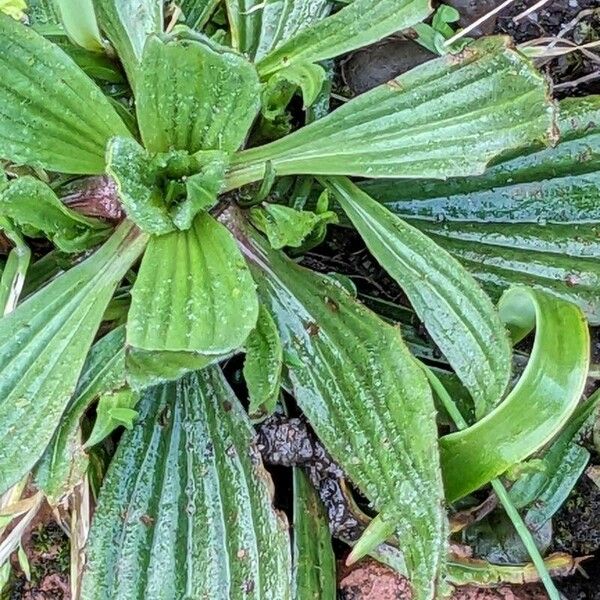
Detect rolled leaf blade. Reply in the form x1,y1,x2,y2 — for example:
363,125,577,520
0,13,130,174
228,37,555,187
0,222,147,493
440,287,590,502
328,177,511,419
240,223,447,600
81,369,292,600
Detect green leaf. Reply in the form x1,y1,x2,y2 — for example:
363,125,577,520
81,369,292,600
293,469,336,600
0,222,147,494
362,96,600,324
94,0,163,87
228,38,554,188
328,177,511,419
34,327,127,503
249,203,337,249
256,0,432,76
440,287,590,502
225,0,331,60
84,388,139,448
0,176,111,252
178,0,220,29
136,34,260,154
128,212,258,356
241,225,447,600
56,0,104,51
243,304,282,419
106,137,175,235
0,13,130,174
264,62,327,109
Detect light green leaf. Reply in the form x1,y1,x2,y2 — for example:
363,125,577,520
241,225,447,600
328,177,511,419
0,222,147,494
293,469,336,600
440,287,590,502
170,152,228,230
363,95,600,324
243,304,282,419
249,203,337,249
0,13,130,174
136,34,260,154
227,38,554,188
264,62,327,109
34,327,127,503
81,370,292,600
84,388,139,448
128,212,258,356
106,137,174,235
0,176,110,252
256,0,432,76
56,0,104,51
94,0,163,86
0,0,26,19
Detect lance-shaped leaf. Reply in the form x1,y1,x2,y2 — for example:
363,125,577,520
240,224,447,600
56,0,104,52
440,287,590,502
0,176,111,252
243,304,283,419
293,469,336,600
226,37,554,189
0,222,147,494
34,327,127,503
362,96,600,324
256,0,431,76
0,14,130,174
327,177,511,419
128,212,259,357
136,35,261,154
94,0,163,86
81,369,292,600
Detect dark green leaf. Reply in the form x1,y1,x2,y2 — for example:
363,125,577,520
127,212,258,356
178,0,220,29
94,0,163,87
328,177,511,418
0,14,130,174
440,287,590,502
256,0,431,76
0,176,110,252
362,96,600,324
34,327,127,503
243,305,283,419
227,38,554,187
249,203,337,249
0,222,147,494
81,369,292,599
241,223,447,600
136,35,260,154
293,469,336,600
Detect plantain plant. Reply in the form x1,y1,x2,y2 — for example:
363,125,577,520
0,1,596,599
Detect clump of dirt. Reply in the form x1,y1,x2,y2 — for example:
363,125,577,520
338,559,547,600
